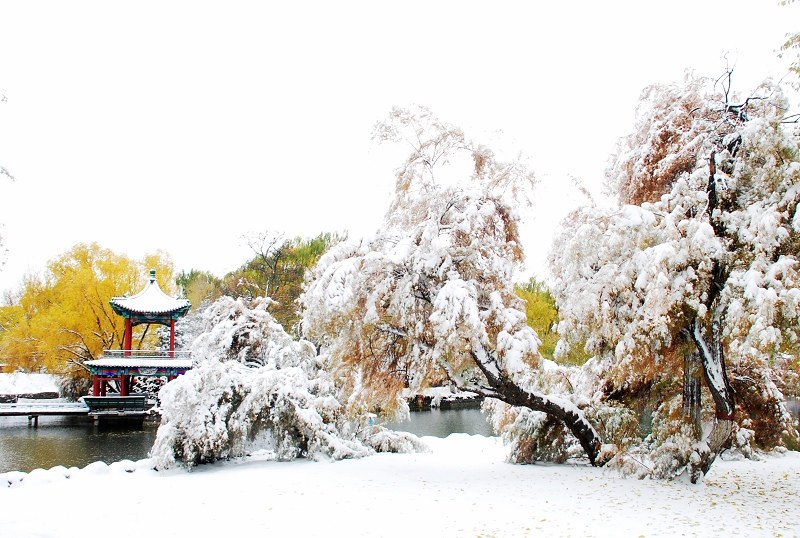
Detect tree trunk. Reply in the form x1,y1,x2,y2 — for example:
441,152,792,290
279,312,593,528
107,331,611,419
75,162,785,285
470,348,604,465
496,380,604,465
683,349,702,436
680,158,737,482
687,313,736,483
690,316,735,420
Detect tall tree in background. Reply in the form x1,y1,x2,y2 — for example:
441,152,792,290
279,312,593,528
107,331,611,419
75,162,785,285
551,73,800,481
222,232,344,333
0,243,175,391
514,278,560,362
176,269,222,310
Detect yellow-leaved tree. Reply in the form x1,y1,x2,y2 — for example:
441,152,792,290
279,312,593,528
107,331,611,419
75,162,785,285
514,278,559,360
0,243,176,396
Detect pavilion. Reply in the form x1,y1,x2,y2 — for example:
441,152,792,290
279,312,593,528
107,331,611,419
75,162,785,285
84,270,192,397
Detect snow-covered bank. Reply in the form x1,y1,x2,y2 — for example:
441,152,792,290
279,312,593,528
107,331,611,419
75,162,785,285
1,434,798,537
402,386,481,409
0,373,59,395
0,373,59,401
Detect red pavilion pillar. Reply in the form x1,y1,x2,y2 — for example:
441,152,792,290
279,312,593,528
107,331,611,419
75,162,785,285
122,317,134,394
170,319,176,356
92,376,100,397
123,317,133,356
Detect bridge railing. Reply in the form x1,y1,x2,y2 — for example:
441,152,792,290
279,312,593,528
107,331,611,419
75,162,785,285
102,349,192,360
0,401,88,410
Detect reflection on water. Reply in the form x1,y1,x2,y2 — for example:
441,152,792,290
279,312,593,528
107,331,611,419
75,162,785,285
0,416,159,473
384,407,494,438
787,398,799,419
0,407,495,474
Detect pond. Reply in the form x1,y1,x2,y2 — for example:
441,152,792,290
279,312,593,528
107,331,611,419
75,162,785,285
383,406,493,438
0,407,493,473
0,416,160,474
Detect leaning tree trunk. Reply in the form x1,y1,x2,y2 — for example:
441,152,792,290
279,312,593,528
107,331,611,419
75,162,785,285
382,325,605,465
470,348,604,466
494,378,604,465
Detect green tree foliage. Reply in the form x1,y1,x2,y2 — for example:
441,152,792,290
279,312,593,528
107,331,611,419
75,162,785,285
176,269,222,309
222,232,344,333
0,243,175,381
514,278,594,366
514,278,559,360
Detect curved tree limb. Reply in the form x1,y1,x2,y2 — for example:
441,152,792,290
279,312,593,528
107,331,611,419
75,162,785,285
470,347,603,466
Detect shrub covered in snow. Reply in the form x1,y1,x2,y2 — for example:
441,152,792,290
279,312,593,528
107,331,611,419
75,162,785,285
150,297,425,469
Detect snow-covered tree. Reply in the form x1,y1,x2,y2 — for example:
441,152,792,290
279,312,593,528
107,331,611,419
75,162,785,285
151,296,424,469
551,74,800,481
301,106,606,464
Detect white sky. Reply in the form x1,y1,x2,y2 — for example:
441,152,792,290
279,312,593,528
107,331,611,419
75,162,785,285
0,0,796,295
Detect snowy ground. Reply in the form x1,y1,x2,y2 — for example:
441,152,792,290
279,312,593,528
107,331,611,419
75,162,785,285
1,434,799,538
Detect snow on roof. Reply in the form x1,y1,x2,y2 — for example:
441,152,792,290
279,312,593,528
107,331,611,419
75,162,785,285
110,270,191,316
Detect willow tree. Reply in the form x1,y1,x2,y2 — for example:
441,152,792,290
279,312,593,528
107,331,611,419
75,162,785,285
551,74,800,481
0,244,176,394
302,106,604,464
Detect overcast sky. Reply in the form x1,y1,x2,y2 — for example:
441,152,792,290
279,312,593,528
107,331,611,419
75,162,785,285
0,1,796,296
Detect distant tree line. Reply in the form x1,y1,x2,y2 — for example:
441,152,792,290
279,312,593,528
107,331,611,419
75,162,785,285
176,232,346,334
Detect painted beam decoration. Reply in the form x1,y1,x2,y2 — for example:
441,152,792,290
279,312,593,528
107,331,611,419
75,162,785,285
85,361,192,378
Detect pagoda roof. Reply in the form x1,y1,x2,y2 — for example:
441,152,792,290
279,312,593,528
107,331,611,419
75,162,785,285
110,270,191,319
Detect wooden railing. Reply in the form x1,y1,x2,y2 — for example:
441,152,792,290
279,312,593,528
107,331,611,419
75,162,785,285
102,349,192,360
83,395,149,412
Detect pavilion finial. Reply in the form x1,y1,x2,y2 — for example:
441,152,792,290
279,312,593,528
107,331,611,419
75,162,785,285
149,269,156,282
